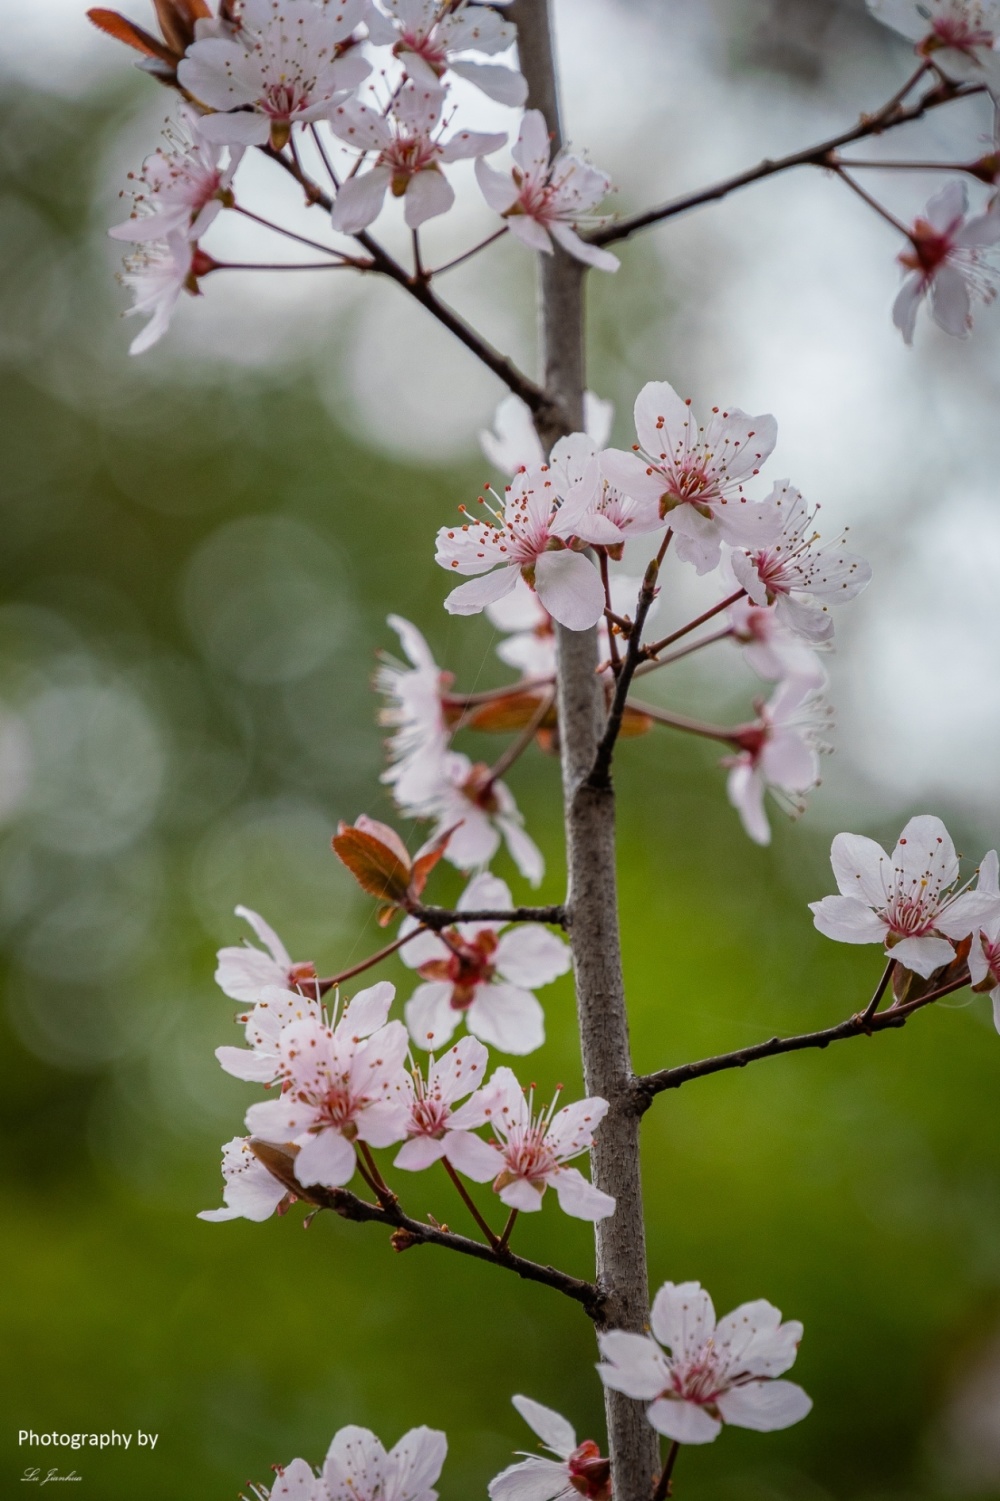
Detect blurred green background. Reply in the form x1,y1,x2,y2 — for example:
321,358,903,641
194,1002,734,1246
3,6,1000,1498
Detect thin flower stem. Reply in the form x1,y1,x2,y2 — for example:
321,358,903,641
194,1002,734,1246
230,204,346,257
358,1142,395,1204
634,973,971,1106
353,1149,385,1200
842,158,977,172
412,228,427,284
634,626,735,675
429,227,509,277
497,1208,519,1252
487,690,556,784
588,531,673,788
862,958,896,1023
652,1442,681,1501
624,697,742,746
643,590,745,659
833,166,912,237
590,73,979,247
309,123,340,188
318,927,425,990
600,552,622,673
442,1158,500,1248
213,259,359,272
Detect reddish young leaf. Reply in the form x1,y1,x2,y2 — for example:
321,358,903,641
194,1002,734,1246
86,7,177,62
465,692,557,734
333,823,411,905
410,826,458,898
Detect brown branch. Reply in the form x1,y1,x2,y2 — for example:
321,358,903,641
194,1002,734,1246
633,973,970,1109
641,589,745,661
249,1140,605,1318
590,78,982,248
408,902,568,930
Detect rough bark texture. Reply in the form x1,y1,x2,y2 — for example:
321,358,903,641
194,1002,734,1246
507,4,660,1497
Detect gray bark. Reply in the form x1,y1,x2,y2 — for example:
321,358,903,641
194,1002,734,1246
507,4,660,1497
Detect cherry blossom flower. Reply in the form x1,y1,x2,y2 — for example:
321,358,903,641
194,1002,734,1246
329,82,506,232
724,483,871,642
245,981,409,1188
322,1425,447,1501
727,598,826,684
366,0,527,105
110,105,242,243
546,433,664,558
400,872,570,1053
602,380,778,574
393,1035,500,1177
399,749,545,886
893,181,1000,343
199,1135,290,1222
597,1280,812,1445
481,391,613,477
376,614,451,806
216,905,317,1004
216,983,323,1083
487,573,656,679
725,676,831,846
868,0,1000,92
479,1066,614,1220
178,0,370,150
475,110,619,271
120,232,211,355
436,463,616,630
969,850,1000,1028
488,1396,611,1501
810,814,999,978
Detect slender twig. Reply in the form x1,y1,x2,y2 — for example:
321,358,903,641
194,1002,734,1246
652,1442,681,1501
642,590,745,660
250,1140,605,1316
260,143,555,417
498,1208,519,1252
442,1158,500,1247
309,122,340,188
230,204,346,257
316,927,425,991
624,698,741,746
843,157,978,172
412,227,427,284
212,259,358,272
358,1142,395,1203
633,626,734,675
487,690,556,784
409,902,568,930
588,532,672,789
590,77,980,248
600,552,622,673
862,958,896,1024
430,227,509,277
833,165,911,236
633,973,970,1108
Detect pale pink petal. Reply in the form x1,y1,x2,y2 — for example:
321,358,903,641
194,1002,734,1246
727,762,770,846
892,814,959,892
356,1099,410,1148
892,273,924,345
506,214,556,253
442,1129,500,1181
936,890,1000,938
331,166,392,232
394,1134,449,1171
387,1426,447,1501
534,550,605,630
650,1280,717,1360
809,894,888,944
497,1174,546,1211
467,983,545,1054
596,1330,670,1400
440,128,507,165
510,1396,577,1460
716,1379,812,1432
404,167,455,228
551,1165,615,1221
890,934,956,979
294,1129,357,1188
931,263,972,338
324,1427,388,1501
446,566,519,615
215,1044,278,1082
496,815,545,888
451,59,528,106
488,1457,573,1501
548,221,619,272
430,1035,490,1103
495,926,571,987
512,109,551,178
270,1458,322,1499
406,981,461,1049
343,980,396,1037
645,1398,721,1445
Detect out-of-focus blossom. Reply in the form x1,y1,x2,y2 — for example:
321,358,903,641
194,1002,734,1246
245,1455,324,1498
216,983,323,1082
481,391,613,477
394,1035,499,1176
810,814,998,977
602,381,778,574
725,483,871,642
0,707,32,823
376,615,451,806
893,181,1000,343
245,982,409,1188
480,1067,614,1220
476,110,619,271
969,850,1000,1027
110,105,242,242
178,0,370,149
215,905,317,1004
199,1135,291,1222
401,873,570,1053
727,598,825,684
488,1396,611,1501
367,0,527,105
436,464,617,630
597,1280,812,1445
725,677,830,846
247,1425,447,1501
120,233,211,355
868,0,1000,92
329,82,505,232
398,750,544,887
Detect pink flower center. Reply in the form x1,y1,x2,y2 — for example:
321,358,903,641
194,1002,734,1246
398,30,449,72
884,892,939,938
501,1124,559,1186
922,17,995,58
410,1096,451,1138
665,1346,727,1406
900,218,956,276
418,929,499,1010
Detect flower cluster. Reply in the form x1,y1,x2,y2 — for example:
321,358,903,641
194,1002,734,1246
201,908,610,1224
96,0,618,353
